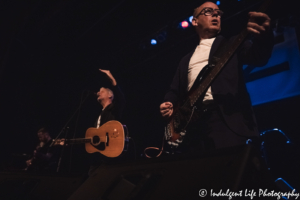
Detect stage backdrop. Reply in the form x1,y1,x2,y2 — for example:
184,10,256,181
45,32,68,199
244,27,300,105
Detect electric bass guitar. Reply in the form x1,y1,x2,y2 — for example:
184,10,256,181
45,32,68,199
164,0,272,151
52,120,125,158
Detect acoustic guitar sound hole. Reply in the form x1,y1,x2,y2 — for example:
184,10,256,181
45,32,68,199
92,136,100,145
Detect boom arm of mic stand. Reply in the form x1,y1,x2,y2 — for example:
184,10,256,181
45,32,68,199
50,91,92,147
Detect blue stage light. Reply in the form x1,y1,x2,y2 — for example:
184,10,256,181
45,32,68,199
275,178,294,190
216,1,220,5
189,16,193,23
151,39,157,45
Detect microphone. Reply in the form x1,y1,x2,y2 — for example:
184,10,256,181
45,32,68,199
87,90,97,96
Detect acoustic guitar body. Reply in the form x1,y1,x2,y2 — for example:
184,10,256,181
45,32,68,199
85,120,125,158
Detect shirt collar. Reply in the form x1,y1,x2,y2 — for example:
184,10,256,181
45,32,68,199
199,37,216,47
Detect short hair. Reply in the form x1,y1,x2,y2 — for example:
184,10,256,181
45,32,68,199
37,128,51,138
193,1,213,17
106,88,114,100
193,7,200,17
37,128,48,134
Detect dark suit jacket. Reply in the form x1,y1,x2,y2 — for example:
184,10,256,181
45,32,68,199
164,33,274,137
96,85,125,127
90,85,125,165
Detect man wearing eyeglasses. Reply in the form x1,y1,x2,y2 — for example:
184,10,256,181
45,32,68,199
160,1,273,152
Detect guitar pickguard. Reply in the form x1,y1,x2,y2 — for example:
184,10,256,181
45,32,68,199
85,121,125,157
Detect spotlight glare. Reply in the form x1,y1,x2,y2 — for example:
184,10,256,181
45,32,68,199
151,39,157,45
189,16,193,23
181,21,189,28
216,1,220,5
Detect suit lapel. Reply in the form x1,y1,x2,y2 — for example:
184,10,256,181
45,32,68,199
181,51,194,79
179,35,225,103
209,35,225,62
180,51,194,99
183,35,225,77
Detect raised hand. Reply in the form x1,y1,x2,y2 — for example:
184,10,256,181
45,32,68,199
99,69,117,86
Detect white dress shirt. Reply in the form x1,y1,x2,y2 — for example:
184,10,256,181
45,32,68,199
187,37,215,103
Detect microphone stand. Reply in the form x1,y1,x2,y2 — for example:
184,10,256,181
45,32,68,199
50,90,93,173
56,127,69,172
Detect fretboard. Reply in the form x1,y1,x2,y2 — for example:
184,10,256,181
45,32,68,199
67,138,92,144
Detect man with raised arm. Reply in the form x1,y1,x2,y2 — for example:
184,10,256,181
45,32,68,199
88,69,126,174
95,69,125,128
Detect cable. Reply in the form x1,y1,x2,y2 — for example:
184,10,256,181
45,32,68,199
144,135,165,159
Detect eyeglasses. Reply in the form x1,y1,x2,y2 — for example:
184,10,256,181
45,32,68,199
195,7,224,18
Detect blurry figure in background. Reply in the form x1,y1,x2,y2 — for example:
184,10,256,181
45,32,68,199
25,128,59,172
88,69,126,175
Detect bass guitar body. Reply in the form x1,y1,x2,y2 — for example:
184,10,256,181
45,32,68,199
165,65,210,150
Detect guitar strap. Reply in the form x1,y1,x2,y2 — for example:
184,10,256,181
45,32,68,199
188,0,272,107
209,37,230,68
188,36,230,107
96,114,102,128
177,37,233,115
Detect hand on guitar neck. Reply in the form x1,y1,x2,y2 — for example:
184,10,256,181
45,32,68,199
52,138,66,146
160,102,173,118
247,11,271,37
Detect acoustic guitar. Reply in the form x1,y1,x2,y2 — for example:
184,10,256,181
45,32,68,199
52,120,125,158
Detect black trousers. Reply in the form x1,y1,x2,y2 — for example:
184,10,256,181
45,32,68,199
181,105,255,153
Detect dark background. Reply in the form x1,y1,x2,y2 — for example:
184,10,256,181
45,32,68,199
0,0,299,188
